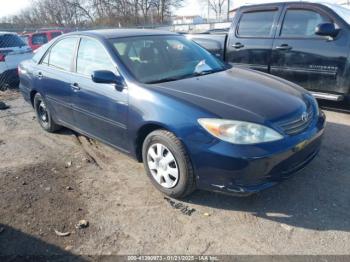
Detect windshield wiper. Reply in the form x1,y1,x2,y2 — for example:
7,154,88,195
193,68,226,76
146,68,226,84
146,76,187,84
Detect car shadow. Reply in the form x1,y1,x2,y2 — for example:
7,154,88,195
184,121,350,232
0,224,86,261
319,99,350,114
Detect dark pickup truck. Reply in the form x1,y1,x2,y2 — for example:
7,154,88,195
188,2,350,103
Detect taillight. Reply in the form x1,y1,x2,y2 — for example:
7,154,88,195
0,53,5,62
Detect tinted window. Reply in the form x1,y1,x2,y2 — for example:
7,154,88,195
238,10,277,37
111,35,225,84
0,34,25,48
32,33,48,45
77,38,115,76
49,37,77,71
51,32,62,39
281,9,330,37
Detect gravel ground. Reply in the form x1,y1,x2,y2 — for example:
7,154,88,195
0,91,349,256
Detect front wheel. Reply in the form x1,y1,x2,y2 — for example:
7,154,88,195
34,93,61,133
142,130,196,198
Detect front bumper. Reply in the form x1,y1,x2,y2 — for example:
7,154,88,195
190,112,326,195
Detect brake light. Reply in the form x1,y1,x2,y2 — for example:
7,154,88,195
0,53,5,62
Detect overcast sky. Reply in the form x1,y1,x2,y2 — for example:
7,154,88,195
0,0,30,18
0,0,347,18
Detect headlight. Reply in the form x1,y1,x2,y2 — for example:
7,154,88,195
198,118,283,145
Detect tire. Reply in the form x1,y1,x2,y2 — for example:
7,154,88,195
142,130,196,198
34,93,61,133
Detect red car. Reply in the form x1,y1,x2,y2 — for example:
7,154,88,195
21,30,63,51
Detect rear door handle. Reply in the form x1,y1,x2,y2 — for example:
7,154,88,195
275,44,292,51
232,43,245,49
71,82,81,91
37,72,43,79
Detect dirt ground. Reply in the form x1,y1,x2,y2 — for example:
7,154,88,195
0,90,350,256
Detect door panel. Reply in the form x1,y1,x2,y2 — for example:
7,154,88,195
36,66,76,125
270,5,349,94
226,6,282,73
71,78,129,150
71,37,129,151
35,37,79,125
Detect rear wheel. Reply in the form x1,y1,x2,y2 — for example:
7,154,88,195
142,130,196,198
34,93,61,133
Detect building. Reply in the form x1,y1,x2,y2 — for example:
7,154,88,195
172,15,204,25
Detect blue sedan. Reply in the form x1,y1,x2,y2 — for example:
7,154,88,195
18,29,326,198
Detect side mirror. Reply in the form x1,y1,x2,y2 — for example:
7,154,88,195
91,70,125,91
315,23,339,38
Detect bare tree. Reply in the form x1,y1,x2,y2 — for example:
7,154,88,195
208,0,225,20
1,0,184,28
200,0,229,21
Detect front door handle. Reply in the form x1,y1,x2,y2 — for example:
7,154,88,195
71,82,81,91
232,42,245,49
275,44,292,51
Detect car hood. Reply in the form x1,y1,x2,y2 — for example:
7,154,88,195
150,67,310,124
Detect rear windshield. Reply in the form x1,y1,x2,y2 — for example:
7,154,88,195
0,34,26,48
32,33,48,45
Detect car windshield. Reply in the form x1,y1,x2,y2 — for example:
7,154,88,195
324,3,350,25
110,35,226,84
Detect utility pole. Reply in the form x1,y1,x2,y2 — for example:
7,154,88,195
208,0,210,22
227,0,230,21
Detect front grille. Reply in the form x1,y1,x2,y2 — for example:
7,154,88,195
278,103,314,136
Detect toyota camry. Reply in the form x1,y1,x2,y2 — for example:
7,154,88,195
18,29,326,198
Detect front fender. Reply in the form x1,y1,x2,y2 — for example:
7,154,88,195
126,83,216,160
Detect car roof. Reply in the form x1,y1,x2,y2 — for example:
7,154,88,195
66,29,178,39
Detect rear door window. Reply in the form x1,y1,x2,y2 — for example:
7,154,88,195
47,37,78,71
237,10,278,37
32,33,49,45
281,9,331,37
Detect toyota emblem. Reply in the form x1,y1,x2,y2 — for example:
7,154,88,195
301,112,309,122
